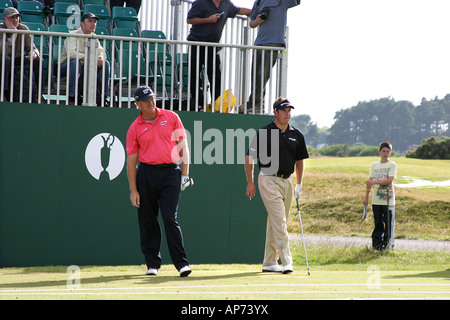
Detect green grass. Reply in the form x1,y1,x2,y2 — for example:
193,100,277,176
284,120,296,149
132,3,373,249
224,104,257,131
289,157,450,240
1,257,448,300
304,156,450,179
1,157,448,300
291,244,449,271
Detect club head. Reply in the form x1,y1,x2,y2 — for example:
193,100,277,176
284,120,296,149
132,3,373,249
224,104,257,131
361,205,367,221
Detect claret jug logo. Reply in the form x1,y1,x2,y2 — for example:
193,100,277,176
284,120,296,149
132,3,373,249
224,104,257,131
85,133,125,181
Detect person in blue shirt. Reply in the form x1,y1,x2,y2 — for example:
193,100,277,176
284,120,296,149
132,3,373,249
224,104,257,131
187,0,250,111
240,0,301,114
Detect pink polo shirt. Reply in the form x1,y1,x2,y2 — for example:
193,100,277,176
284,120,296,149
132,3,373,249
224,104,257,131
126,108,187,164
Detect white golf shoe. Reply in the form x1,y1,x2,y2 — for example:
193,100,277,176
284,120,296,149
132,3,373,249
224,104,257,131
262,265,282,273
146,268,158,276
282,264,293,274
179,265,192,277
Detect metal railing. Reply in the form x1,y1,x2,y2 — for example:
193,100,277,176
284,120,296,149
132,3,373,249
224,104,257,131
0,1,289,114
141,0,252,45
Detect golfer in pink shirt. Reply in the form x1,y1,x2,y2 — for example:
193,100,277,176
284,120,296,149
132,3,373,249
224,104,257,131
126,86,193,277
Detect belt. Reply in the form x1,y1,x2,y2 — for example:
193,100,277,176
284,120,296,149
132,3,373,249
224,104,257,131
144,163,177,168
261,172,290,179
274,173,290,179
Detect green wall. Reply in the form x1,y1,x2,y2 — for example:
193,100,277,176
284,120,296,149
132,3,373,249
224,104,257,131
0,102,271,267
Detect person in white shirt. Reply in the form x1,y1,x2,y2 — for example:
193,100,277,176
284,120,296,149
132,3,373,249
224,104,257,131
364,141,397,251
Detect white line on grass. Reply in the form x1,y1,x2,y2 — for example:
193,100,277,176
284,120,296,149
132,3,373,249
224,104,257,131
0,291,449,297
0,283,449,294
0,283,450,298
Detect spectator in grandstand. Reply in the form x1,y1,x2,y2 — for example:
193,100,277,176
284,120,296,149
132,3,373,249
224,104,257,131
239,0,301,114
60,12,110,106
0,7,40,102
186,0,250,111
110,0,141,14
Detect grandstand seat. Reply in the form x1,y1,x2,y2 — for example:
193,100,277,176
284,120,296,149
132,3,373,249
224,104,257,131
49,24,70,45
141,30,179,95
0,0,13,12
22,22,49,56
111,28,142,73
82,4,111,29
109,28,149,106
54,0,79,3
176,53,189,92
22,22,50,86
111,6,138,30
53,2,81,29
141,30,166,40
112,28,138,51
141,30,166,54
95,26,109,36
95,27,112,61
82,0,106,5
17,1,46,25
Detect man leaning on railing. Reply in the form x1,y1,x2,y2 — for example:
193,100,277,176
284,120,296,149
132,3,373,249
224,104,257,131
0,7,41,103
186,0,251,111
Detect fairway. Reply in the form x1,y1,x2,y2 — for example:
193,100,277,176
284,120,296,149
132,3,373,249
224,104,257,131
1,264,449,300
1,157,448,307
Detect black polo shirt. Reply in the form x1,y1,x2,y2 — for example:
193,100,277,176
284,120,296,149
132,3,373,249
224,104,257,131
247,121,309,176
187,0,240,43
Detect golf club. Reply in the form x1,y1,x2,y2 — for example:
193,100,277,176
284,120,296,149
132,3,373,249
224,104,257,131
361,205,367,221
386,183,393,250
296,198,310,275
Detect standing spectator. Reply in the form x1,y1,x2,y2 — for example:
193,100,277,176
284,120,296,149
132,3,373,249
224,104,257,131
363,141,397,251
0,7,40,102
126,86,194,277
240,0,301,114
186,0,250,110
245,97,309,273
109,0,141,14
60,12,110,105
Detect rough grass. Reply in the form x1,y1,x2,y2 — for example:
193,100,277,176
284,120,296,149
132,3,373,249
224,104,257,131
288,157,450,240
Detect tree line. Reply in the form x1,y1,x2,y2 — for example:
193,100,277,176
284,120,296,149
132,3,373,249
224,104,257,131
291,95,450,153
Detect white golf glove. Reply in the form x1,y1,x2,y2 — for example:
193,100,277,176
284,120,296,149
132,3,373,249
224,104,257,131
294,183,302,199
181,175,194,191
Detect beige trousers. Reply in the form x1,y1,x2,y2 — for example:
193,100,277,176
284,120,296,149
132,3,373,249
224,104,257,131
258,174,293,267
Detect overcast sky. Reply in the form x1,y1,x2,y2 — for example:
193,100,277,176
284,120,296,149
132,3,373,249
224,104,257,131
233,0,450,127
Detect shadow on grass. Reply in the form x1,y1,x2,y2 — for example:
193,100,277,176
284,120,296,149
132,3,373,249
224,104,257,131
0,270,262,289
386,269,450,280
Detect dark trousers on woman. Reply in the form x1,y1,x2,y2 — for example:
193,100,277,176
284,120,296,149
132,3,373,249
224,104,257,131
137,163,189,271
372,204,393,250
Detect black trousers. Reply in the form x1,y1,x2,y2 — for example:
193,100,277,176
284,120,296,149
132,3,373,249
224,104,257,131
189,44,222,109
109,0,141,14
0,56,41,102
372,204,393,250
137,163,188,270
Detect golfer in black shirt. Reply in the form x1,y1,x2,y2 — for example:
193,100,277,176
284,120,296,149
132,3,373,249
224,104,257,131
245,97,309,273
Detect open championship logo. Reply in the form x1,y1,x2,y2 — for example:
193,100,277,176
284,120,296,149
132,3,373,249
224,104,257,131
85,133,125,181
